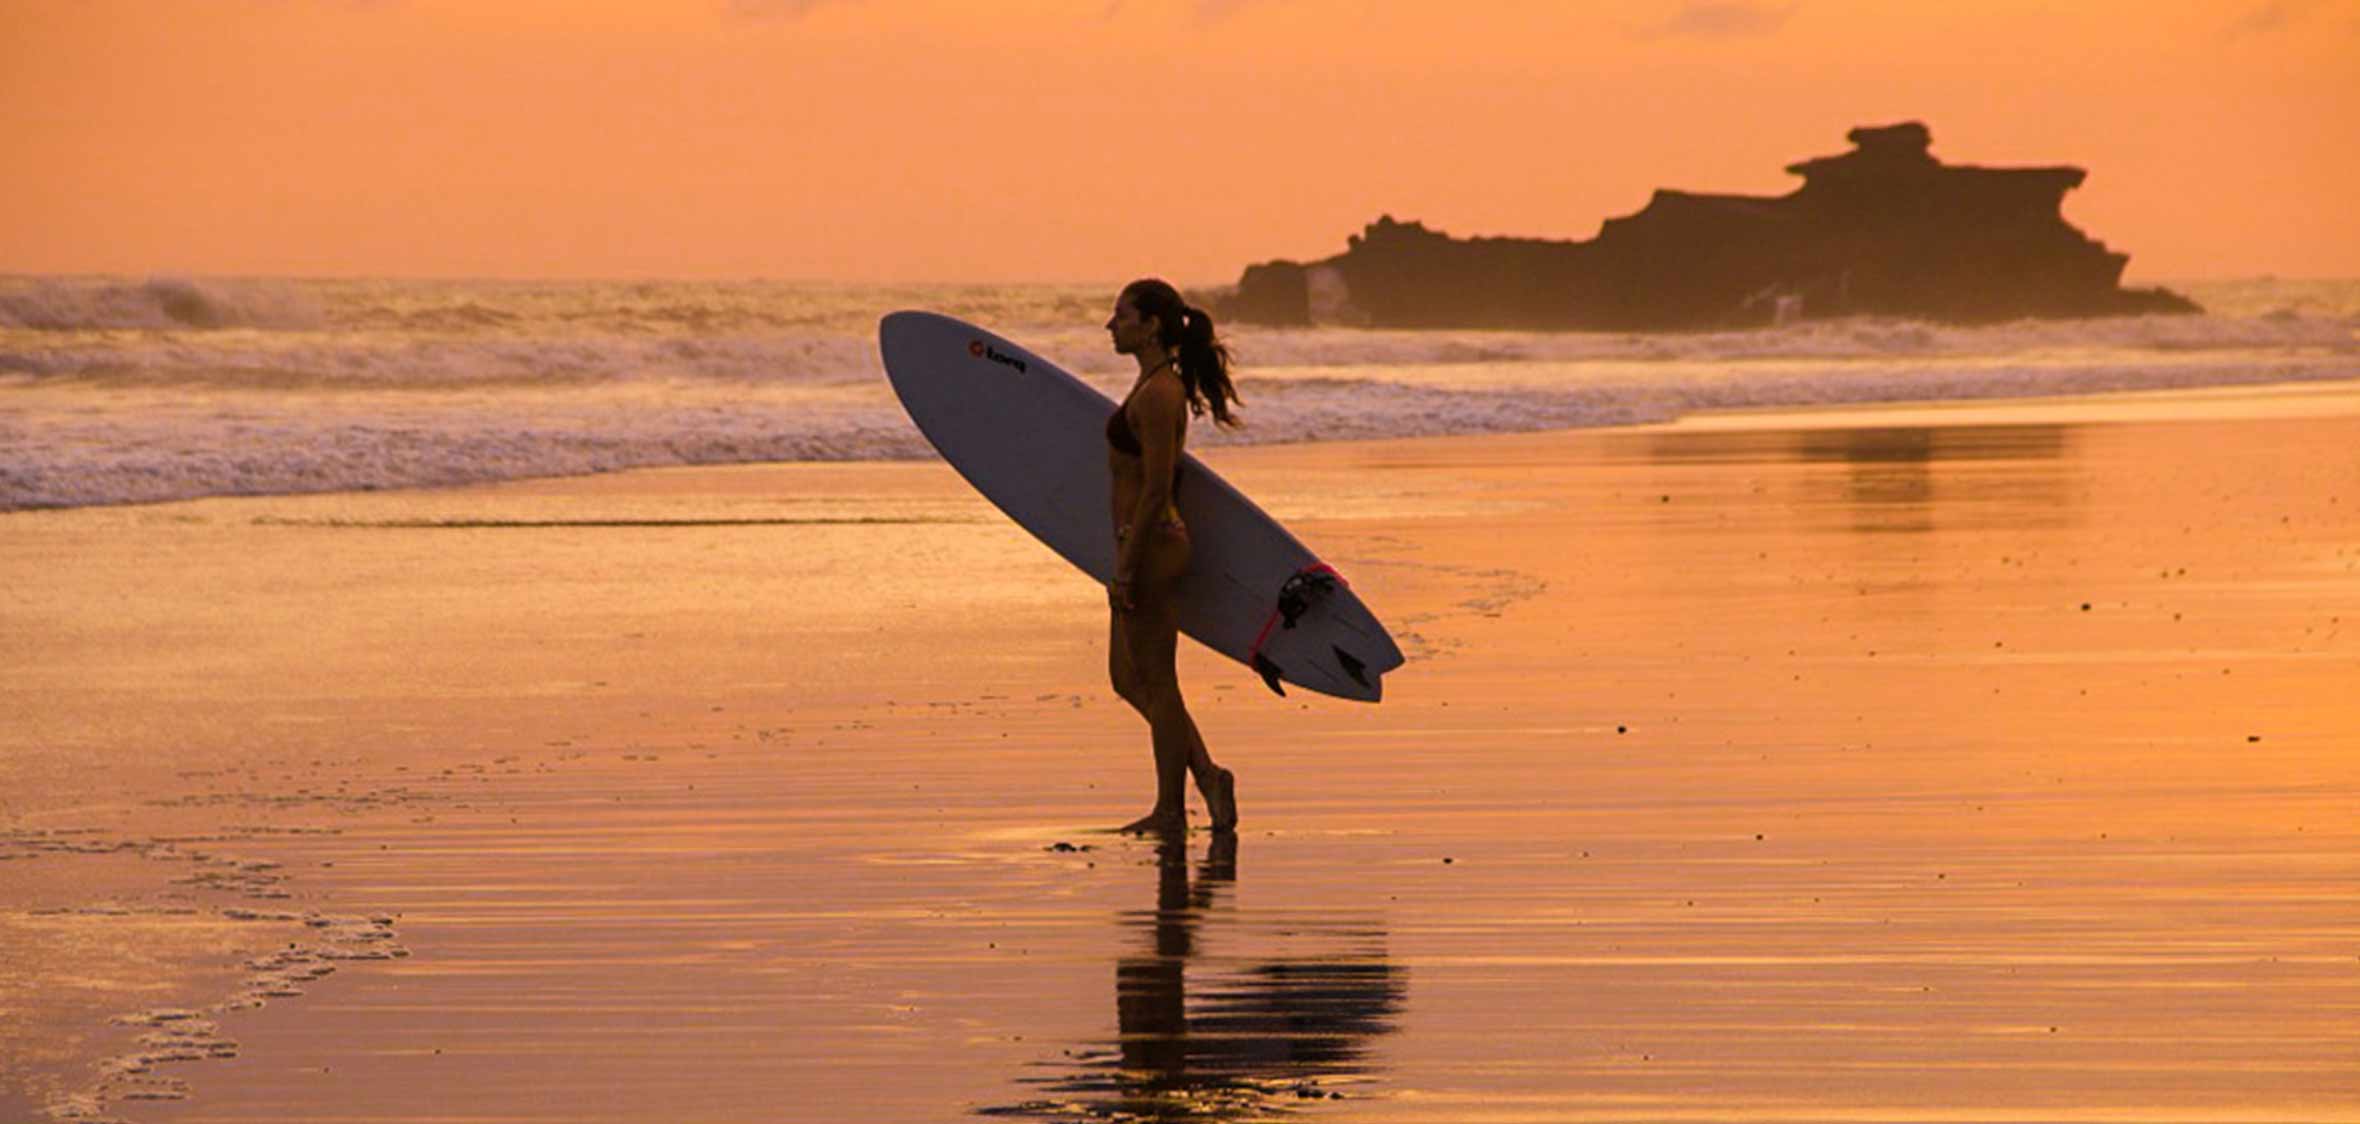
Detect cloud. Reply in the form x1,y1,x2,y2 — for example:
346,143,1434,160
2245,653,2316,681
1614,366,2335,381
2219,0,2358,38
1098,0,1274,20
1631,1,1801,40
237,0,406,8
724,0,850,20
2224,0,2302,36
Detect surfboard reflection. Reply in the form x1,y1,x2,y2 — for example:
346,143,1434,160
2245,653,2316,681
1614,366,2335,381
979,835,1405,1121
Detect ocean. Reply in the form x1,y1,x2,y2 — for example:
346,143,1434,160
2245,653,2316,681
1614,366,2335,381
3,275,2356,511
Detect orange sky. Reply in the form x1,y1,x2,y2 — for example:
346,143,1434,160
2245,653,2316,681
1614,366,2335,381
3,0,2355,283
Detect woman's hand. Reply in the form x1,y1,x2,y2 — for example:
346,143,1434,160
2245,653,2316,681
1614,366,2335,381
1109,575,1135,613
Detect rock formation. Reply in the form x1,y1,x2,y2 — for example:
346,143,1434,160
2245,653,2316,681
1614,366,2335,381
1214,123,2198,329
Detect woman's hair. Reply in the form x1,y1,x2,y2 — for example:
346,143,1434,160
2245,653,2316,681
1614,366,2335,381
1122,277,1241,429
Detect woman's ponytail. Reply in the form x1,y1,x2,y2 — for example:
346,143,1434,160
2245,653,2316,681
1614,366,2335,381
1123,279,1242,429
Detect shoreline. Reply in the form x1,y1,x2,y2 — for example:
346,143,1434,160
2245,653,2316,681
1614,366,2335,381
6,381,2358,1122
8,373,2360,518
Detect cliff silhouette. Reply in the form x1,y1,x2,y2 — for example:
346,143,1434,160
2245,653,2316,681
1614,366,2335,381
1214,123,2199,330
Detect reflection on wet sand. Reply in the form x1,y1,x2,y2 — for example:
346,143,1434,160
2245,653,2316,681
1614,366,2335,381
1633,422,2080,534
1635,421,2076,467
982,834,1405,1121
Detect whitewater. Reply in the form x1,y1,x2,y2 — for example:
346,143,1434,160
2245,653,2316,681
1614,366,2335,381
4,275,2357,511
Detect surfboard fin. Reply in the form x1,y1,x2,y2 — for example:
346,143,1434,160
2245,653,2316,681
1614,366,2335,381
1252,652,1287,697
1333,645,1369,688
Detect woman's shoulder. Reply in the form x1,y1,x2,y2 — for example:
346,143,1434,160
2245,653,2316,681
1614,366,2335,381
1134,370,1188,414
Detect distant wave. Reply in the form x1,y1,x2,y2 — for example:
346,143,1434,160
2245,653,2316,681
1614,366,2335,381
0,276,1112,336
4,313,2353,389
1219,312,2360,369
0,333,891,387
0,277,326,331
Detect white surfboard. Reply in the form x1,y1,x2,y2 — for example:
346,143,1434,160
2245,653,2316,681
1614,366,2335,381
878,310,1404,702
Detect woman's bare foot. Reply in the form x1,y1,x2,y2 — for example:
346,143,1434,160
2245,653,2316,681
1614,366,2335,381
1202,767,1238,833
1116,809,1186,835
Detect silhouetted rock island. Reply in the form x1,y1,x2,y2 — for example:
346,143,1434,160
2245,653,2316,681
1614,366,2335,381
1213,123,2198,330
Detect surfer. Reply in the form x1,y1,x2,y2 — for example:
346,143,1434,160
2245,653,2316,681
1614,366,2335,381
1104,278,1244,834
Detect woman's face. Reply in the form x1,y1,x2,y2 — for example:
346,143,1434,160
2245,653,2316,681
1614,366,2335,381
1105,294,1159,357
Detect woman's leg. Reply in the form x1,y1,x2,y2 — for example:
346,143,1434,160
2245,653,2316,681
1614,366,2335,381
1114,583,1189,833
1109,608,1147,717
1110,605,1177,834
1116,531,1235,833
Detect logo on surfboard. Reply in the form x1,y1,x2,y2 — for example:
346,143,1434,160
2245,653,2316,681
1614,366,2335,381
968,339,1028,374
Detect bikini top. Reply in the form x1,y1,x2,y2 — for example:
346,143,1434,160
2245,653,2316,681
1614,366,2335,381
1107,363,1176,458
1106,390,1185,490
1105,403,1143,456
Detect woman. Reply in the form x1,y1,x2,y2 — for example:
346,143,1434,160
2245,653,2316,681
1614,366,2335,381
1103,278,1243,834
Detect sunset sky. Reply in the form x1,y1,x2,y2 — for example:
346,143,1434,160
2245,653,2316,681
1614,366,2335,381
4,0,2355,283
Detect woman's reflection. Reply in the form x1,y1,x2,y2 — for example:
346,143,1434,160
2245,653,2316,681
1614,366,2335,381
982,833,1404,1120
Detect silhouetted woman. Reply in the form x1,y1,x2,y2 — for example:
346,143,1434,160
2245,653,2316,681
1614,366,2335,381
1102,278,1243,834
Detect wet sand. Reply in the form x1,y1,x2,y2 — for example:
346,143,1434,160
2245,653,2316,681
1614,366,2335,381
5,381,2358,1122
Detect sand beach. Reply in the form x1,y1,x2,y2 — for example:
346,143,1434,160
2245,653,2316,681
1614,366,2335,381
4,382,2358,1123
